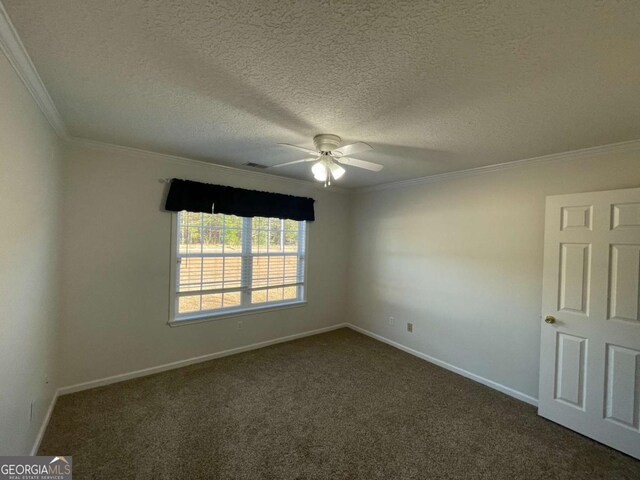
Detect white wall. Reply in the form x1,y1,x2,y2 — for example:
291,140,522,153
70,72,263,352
58,140,351,388
0,51,61,454
348,150,640,400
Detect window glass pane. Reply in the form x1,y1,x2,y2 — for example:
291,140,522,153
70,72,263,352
201,257,224,290
268,287,285,302
268,256,284,283
222,215,242,253
202,227,223,253
283,286,297,300
203,213,222,228
251,289,268,304
178,225,202,255
250,286,298,305
178,294,201,314
252,217,268,254
202,293,223,310
269,218,281,230
224,214,242,229
283,219,297,231
223,292,242,308
222,257,242,289
251,229,267,254
284,229,298,251
178,257,202,292
284,256,299,283
268,226,283,252
183,211,203,226
252,217,267,230
250,255,300,288
252,257,269,288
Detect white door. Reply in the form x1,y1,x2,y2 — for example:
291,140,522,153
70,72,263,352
539,187,640,459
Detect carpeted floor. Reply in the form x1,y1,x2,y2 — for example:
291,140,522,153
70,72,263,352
39,328,639,479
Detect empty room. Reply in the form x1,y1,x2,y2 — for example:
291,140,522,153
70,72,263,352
1,0,640,478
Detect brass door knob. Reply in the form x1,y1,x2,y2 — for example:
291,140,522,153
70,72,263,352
545,315,556,324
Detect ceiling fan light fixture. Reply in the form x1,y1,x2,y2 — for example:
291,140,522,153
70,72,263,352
311,161,327,181
274,134,382,186
329,162,345,180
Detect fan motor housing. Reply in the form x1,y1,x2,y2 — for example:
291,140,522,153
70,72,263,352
313,134,341,153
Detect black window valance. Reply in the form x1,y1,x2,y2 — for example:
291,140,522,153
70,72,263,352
164,179,315,221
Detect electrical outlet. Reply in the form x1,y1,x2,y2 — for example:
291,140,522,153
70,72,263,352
237,320,243,330
407,322,413,333
388,316,395,326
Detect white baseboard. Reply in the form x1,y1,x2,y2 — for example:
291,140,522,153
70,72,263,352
30,389,59,455
58,323,348,396
346,323,539,407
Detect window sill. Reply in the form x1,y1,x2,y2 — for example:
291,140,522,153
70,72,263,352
168,301,307,327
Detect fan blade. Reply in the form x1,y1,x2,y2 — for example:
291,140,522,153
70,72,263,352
270,157,317,168
336,156,384,172
334,142,372,157
277,143,318,156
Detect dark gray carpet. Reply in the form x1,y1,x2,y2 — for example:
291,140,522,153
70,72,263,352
39,328,639,479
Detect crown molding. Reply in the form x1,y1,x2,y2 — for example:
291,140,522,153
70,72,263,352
358,138,640,194
0,1,66,136
64,136,351,195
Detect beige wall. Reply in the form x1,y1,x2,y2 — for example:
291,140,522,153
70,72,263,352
348,150,640,400
0,52,61,454
58,141,351,388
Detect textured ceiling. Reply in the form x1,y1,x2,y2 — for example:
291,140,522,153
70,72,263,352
4,0,640,188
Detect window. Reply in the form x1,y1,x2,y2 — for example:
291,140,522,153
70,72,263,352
170,211,307,323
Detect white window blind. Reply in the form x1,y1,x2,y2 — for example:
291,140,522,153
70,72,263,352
171,211,306,321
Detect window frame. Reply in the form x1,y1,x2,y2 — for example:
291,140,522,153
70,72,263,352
168,212,308,326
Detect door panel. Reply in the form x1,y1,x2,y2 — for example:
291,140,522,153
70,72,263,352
558,243,591,315
608,244,640,323
539,187,640,459
561,205,593,231
554,333,587,409
605,344,640,430
611,203,640,229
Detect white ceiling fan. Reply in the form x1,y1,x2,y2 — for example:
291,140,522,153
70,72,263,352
271,134,383,186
